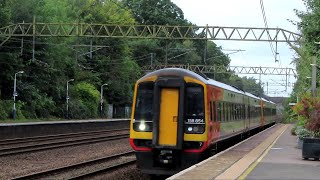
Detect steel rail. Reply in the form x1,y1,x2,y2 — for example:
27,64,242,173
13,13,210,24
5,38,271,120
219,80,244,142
12,151,135,180
0,133,129,156
0,128,129,146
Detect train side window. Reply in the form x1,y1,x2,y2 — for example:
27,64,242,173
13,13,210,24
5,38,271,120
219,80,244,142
232,104,234,120
224,102,226,122
221,102,224,122
224,102,227,122
229,103,232,121
234,104,236,121
238,104,241,120
234,104,237,120
222,102,225,121
228,103,230,121
240,104,242,120
242,105,245,119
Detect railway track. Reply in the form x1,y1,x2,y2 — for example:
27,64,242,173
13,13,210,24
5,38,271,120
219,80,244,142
0,128,129,146
12,151,136,180
0,129,129,156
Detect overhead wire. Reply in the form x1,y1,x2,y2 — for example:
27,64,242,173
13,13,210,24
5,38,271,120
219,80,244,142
259,0,276,58
259,0,289,94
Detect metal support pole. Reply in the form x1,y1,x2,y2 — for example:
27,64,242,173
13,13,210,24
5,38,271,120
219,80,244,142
150,53,154,68
66,82,69,119
21,21,24,56
12,71,24,119
100,83,108,117
311,57,317,97
13,74,17,120
32,16,35,61
66,79,74,119
259,67,262,87
90,38,93,60
165,41,168,66
204,24,208,64
285,68,288,92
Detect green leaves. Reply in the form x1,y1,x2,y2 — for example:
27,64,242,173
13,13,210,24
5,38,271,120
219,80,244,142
73,82,100,117
123,0,188,25
0,0,254,120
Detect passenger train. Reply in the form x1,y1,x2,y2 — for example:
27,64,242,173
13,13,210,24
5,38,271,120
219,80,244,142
129,68,277,175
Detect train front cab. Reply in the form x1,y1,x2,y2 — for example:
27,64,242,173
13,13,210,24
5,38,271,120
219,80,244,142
130,74,209,175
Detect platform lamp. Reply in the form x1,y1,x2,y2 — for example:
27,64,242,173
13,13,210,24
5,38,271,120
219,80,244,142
12,71,24,120
100,83,108,117
66,79,74,119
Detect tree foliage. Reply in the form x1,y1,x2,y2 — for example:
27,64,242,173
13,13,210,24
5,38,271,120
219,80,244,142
286,0,320,128
0,0,264,120
122,0,188,25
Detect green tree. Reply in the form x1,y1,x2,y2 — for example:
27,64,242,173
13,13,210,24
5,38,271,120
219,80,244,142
72,82,100,118
228,75,264,96
123,0,188,25
0,0,11,26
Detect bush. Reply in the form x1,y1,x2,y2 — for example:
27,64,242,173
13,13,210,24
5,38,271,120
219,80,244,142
73,82,100,118
68,99,91,119
0,100,24,120
295,126,312,139
293,93,320,137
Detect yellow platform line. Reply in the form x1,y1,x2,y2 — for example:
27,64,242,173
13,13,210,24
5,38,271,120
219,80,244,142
215,124,288,180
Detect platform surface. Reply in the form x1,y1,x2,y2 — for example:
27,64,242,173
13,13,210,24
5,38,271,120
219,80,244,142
168,124,320,180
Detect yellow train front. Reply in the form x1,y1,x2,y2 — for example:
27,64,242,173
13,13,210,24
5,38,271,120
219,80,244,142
129,68,276,175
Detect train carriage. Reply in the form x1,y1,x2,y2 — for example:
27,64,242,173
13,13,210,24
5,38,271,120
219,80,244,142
129,68,276,175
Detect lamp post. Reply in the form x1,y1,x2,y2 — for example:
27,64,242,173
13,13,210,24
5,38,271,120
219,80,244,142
66,79,74,119
100,83,108,117
12,71,24,120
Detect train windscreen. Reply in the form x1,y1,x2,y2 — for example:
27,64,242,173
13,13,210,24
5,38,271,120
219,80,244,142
134,82,154,121
186,86,204,117
185,84,205,134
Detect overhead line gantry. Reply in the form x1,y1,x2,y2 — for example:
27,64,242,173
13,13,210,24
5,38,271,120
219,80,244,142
0,22,301,91
0,22,301,44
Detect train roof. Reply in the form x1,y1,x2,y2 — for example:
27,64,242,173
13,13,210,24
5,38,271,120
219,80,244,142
261,97,276,105
140,68,207,82
142,68,274,103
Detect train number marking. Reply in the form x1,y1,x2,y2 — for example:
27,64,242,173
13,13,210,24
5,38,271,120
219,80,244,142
186,118,204,124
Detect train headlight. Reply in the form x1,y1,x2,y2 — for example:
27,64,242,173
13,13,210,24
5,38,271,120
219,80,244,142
133,121,152,132
185,125,205,134
139,123,146,131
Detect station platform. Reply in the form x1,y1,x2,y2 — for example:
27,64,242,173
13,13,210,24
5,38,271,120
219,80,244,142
168,124,320,180
0,119,130,139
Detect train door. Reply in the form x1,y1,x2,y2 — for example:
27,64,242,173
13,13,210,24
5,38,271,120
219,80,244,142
152,77,184,150
159,88,179,146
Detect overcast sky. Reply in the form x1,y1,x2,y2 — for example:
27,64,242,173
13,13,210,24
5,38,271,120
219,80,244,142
171,0,306,97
